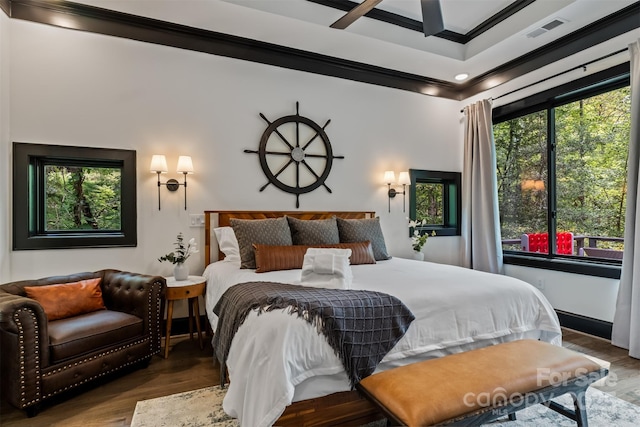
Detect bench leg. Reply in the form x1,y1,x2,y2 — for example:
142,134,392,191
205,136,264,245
546,388,590,427
572,391,588,427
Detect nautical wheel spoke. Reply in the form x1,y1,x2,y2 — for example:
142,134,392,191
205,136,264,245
274,129,294,150
245,149,290,156
260,113,294,150
259,159,294,191
264,151,291,156
302,119,331,150
302,160,332,193
273,159,294,179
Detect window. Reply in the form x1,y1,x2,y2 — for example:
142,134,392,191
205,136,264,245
409,169,461,236
493,70,630,277
13,142,137,250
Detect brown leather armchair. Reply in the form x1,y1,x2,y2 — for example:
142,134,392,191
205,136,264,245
0,269,165,416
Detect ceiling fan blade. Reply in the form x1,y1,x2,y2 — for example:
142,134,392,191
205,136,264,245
420,0,444,36
330,0,383,30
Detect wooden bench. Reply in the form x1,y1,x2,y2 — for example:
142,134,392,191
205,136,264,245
357,340,608,426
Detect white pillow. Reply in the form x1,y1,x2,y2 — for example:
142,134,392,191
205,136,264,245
214,227,240,262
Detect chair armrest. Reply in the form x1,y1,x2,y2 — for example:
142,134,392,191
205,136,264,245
0,290,49,409
99,270,166,354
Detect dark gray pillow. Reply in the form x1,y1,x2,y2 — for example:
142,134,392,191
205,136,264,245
286,216,340,246
336,217,391,261
230,217,292,269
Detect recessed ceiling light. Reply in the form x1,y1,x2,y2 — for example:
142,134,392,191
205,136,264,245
454,73,469,81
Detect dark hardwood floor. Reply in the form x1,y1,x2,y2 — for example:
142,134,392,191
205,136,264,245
562,328,640,405
1,335,220,427
1,329,638,426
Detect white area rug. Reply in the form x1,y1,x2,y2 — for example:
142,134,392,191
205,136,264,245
131,385,640,427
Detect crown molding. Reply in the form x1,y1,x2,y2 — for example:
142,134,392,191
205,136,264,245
2,0,639,101
458,2,639,99
4,0,460,99
0,0,10,16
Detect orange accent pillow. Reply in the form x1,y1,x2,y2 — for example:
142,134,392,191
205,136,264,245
24,278,106,321
254,241,376,273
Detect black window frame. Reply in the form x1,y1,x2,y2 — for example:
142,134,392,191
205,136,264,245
13,142,137,250
492,64,631,280
408,169,461,237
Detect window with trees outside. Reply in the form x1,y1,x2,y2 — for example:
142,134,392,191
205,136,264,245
493,71,630,277
13,142,137,250
409,169,461,236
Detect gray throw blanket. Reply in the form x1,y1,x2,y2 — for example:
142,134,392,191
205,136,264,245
213,281,415,388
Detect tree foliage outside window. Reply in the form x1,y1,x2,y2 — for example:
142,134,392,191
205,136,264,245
555,88,630,250
409,169,461,236
415,182,444,225
494,110,548,244
13,142,136,250
45,165,122,231
494,85,630,257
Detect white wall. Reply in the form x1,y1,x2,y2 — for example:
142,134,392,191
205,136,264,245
505,265,620,322
2,19,462,289
0,11,10,283
5,12,632,324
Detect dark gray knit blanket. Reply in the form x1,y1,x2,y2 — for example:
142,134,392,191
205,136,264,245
213,281,415,388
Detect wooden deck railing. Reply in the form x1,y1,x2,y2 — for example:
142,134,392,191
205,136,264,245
502,235,624,259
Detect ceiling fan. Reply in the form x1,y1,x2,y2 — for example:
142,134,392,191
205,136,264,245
330,0,444,36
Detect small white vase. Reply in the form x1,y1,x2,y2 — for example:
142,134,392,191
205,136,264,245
413,251,425,261
174,263,189,281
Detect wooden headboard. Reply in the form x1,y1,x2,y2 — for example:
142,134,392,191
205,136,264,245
204,210,375,265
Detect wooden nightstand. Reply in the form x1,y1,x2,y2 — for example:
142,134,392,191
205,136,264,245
164,275,206,359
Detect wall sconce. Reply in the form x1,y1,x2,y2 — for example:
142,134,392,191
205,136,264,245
384,170,410,212
150,155,194,210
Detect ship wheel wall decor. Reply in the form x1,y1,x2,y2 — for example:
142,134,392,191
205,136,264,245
244,102,344,208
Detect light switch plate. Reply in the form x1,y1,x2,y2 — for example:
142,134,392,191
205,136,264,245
189,214,205,227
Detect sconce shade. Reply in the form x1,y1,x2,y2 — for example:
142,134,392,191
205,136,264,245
176,156,194,174
150,155,168,173
398,171,410,186
385,170,409,212
152,154,193,211
384,171,396,184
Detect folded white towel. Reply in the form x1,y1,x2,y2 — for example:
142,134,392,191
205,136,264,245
313,253,336,275
300,248,353,289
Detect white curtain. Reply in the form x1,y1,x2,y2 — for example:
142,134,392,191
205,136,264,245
461,99,503,274
612,39,640,359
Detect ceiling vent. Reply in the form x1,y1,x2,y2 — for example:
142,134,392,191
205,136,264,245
526,18,567,38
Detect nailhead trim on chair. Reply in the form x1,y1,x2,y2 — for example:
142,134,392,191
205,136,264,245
14,308,41,407
10,276,164,409
149,282,155,354
154,282,163,354
42,338,150,398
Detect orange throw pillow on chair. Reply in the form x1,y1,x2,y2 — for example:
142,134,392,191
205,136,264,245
25,278,106,321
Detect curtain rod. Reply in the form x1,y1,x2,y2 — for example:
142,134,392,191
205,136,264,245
460,47,629,113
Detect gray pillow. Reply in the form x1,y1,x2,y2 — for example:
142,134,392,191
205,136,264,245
230,217,293,269
286,216,340,246
336,217,391,261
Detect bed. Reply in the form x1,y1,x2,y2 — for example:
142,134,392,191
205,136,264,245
203,210,562,427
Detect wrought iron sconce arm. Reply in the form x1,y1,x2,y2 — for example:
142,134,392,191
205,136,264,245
384,170,410,212
151,155,193,211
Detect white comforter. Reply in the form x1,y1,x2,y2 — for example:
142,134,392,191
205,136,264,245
204,258,561,427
